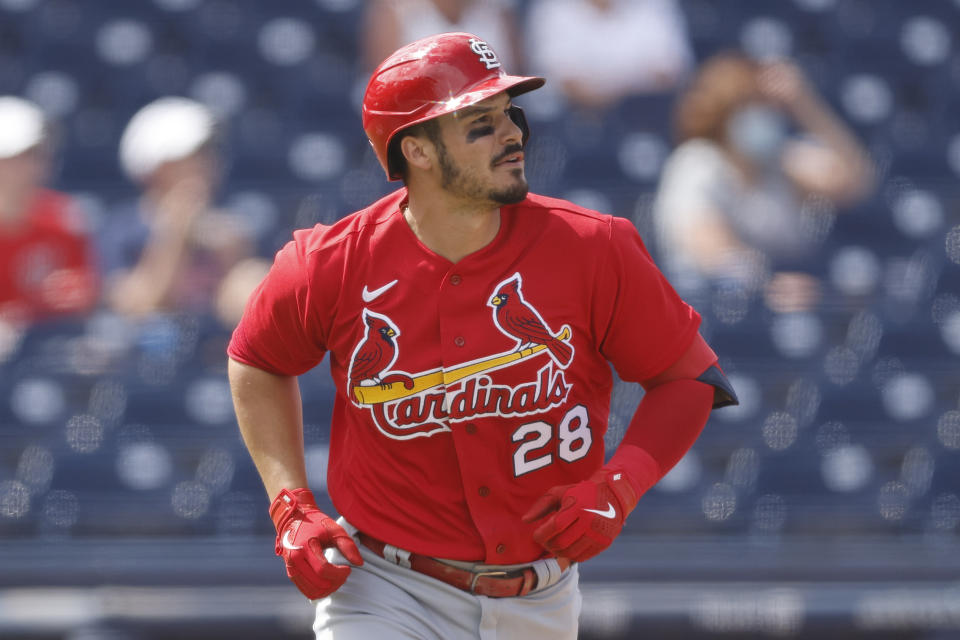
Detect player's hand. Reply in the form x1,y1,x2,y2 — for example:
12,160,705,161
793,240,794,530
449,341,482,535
269,488,363,600
521,468,640,563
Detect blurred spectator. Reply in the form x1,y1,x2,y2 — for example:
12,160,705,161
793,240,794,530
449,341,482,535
100,97,268,328
653,53,874,312
0,96,98,328
526,0,694,112
362,0,522,72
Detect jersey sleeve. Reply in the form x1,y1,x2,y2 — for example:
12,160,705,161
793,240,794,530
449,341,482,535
594,215,701,382
227,230,328,376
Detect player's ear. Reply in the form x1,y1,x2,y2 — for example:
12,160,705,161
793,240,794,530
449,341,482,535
400,134,433,173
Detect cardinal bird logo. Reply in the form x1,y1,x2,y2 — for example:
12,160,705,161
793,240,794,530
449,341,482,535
345,278,574,440
348,309,401,389
489,273,573,368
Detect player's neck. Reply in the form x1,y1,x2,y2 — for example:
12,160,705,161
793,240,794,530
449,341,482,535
403,195,500,264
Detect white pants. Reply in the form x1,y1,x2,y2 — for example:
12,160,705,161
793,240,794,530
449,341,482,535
313,520,582,640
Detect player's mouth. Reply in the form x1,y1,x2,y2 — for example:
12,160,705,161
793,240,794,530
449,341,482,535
492,143,524,168
493,151,524,168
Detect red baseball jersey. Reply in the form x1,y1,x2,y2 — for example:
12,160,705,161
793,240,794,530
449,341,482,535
228,188,700,564
0,189,98,324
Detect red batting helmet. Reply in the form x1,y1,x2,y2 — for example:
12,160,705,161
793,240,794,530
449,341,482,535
362,32,545,180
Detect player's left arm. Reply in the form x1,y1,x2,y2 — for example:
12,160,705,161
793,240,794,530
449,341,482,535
523,333,737,562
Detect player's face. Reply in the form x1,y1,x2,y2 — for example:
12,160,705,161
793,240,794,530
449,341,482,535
433,93,528,206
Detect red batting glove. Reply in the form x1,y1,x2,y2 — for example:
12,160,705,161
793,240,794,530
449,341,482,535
269,488,363,599
521,468,641,563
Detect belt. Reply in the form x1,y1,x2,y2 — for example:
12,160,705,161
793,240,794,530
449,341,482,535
356,531,570,598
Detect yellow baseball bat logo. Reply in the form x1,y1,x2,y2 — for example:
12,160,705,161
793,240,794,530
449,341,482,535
352,327,572,405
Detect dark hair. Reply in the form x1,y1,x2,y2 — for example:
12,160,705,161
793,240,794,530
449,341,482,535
674,52,761,143
387,118,442,181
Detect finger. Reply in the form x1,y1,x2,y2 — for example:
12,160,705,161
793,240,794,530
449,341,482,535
319,519,365,566
522,495,559,523
318,560,352,585
522,487,565,523
302,540,353,582
333,534,365,566
541,505,593,544
563,537,600,563
540,517,586,553
289,573,326,600
532,509,578,547
286,552,346,599
294,563,351,599
531,515,556,546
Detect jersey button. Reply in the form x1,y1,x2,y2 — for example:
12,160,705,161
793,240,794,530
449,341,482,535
464,423,477,434
496,544,506,554
454,336,466,347
478,486,490,497
450,274,462,286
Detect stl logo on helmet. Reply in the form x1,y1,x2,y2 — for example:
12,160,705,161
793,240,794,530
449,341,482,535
347,273,574,441
468,38,500,70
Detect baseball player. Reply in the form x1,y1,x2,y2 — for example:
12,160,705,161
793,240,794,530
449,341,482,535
227,32,737,639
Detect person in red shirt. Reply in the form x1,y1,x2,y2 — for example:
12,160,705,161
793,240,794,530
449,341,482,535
0,96,97,328
228,33,737,639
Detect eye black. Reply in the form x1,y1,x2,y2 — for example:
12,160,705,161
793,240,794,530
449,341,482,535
467,126,494,141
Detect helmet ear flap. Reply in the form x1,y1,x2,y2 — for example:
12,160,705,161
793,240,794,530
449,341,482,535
507,105,530,147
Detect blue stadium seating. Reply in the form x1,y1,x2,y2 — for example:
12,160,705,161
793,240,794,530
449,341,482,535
0,0,957,558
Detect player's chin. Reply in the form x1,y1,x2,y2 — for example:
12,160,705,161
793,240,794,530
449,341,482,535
492,159,525,183
490,179,529,205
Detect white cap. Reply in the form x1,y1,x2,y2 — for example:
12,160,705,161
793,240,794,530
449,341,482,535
0,96,46,159
119,97,216,182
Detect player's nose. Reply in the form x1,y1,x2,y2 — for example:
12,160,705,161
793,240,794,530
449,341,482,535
498,111,523,146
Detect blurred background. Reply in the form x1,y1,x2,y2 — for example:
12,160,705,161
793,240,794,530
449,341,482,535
1,0,959,638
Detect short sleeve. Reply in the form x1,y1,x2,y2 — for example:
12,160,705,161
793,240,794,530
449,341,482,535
227,232,328,376
594,216,701,382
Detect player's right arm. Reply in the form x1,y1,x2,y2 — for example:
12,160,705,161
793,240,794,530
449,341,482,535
227,358,308,500
227,231,361,600
228,356,363,601
226,233,325,499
